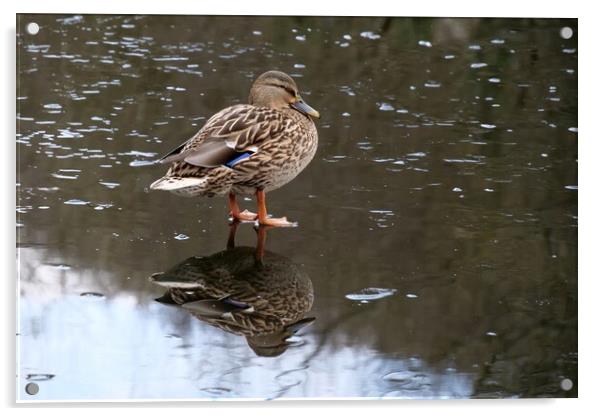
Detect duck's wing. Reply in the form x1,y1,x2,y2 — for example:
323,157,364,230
182,296,253,318
158,105,285,168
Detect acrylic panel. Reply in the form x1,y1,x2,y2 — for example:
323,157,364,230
16,14,578,401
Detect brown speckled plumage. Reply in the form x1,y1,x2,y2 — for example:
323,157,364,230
151,246,314,356
150,71,319,199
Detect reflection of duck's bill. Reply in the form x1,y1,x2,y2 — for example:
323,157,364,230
154,291,179,305
149,272,202,289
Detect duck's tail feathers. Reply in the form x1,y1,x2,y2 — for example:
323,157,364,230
149,176,208,196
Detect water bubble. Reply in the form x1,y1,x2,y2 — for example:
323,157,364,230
488,77,501,83
568,127,578,133
295,35,306,41
418,40,432,48
174,234,189,240
452,187,463,192
406,293,418,299
564,185,577,190
486,331,497,337
480,123,496,129
252,30,262,36
471,62,488,69
560,27,573,39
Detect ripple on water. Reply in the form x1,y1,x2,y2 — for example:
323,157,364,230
64,199,89,206
346,287,397,302
52,169,81,180
80,292,106,299
360,31,381,40
26,374,56,381
130,160,157,167
407,152,426,158
444,158,485,165
383,371,431,390
99,181,120,189
199,387,232,396
378,102,395,111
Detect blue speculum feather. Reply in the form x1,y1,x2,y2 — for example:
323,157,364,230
225,151,253,168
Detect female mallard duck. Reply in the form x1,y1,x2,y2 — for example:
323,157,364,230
150,70,320,227
151,225,315,357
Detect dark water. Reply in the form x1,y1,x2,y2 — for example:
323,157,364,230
16,15,577,400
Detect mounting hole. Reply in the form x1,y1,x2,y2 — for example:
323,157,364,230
560,27,573,40
560,378,573,391
26,22,40,35
25,382,39,395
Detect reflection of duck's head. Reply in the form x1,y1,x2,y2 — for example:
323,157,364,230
151,241,314,357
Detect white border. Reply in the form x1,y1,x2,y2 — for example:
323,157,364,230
4,0,600,413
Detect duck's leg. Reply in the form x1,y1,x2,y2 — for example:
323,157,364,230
228,192,257,222
226,221,239,250
255,189,297,227
254,225,268,264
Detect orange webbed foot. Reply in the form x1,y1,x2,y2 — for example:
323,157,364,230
230,209,258,222
256,216,298,228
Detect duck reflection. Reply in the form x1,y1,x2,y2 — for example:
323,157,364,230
151,224,315,357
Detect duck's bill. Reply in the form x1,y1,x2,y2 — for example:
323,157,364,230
291,100,320,118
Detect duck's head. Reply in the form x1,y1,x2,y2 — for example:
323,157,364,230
249,70,320,119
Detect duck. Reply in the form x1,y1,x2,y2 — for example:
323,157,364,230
149,70,320,227
151,224,315,357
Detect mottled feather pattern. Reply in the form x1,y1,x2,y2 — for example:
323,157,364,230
156,104,318,196
157,247,314,337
